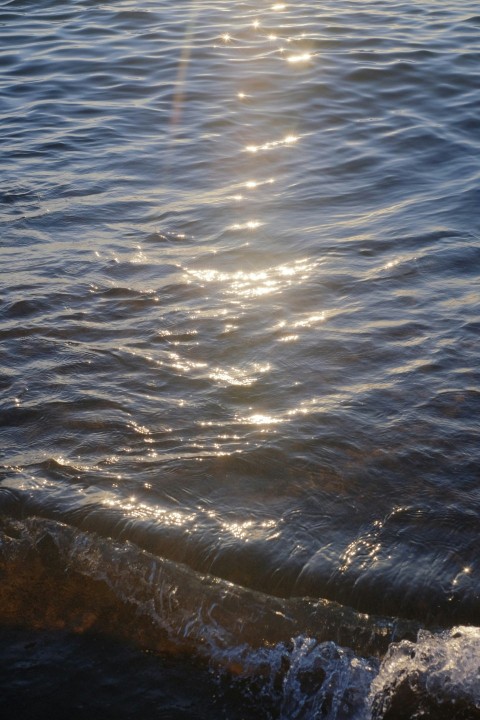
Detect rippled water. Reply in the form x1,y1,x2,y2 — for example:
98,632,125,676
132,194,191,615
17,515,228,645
1,0,480,717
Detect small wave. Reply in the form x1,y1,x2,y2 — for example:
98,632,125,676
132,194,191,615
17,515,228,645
1,516,479,719
0,515,417,659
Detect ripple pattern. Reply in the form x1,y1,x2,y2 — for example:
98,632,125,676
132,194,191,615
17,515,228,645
1,0,480,630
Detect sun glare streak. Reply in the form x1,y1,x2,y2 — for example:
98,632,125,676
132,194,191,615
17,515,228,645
222,518,278,541
105,496,196,528
245,413,283,425
170,16,196,129
287,52,312,64
231,220,261,230
209,362,271,387
293,312,326,328
246,134,299,153
244,178,275,190
186,259,314,300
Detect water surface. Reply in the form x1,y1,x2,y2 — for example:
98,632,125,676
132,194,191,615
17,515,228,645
1,0,480,717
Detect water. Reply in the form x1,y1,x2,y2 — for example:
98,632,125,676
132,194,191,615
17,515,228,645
1,0,479,717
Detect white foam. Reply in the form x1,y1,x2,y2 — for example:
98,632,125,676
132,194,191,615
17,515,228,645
213,636,378,720
369,625,480,715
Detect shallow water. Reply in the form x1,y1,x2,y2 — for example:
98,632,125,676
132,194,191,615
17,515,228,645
1,0,480,717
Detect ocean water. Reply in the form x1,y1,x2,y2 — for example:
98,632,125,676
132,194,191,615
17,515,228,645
1,0,480,717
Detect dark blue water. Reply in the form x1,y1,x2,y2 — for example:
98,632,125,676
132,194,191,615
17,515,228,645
1,0,480,717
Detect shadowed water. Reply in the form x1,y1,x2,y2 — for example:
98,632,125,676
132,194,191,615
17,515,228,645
1,0,480,717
